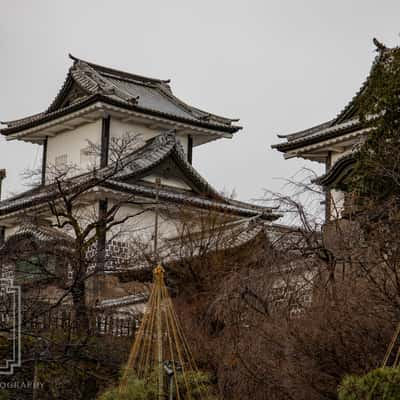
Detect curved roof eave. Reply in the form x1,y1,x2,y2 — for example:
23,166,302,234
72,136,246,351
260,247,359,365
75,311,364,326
0,95,241,137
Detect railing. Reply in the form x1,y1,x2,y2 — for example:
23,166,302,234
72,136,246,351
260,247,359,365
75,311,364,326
18,309,139,337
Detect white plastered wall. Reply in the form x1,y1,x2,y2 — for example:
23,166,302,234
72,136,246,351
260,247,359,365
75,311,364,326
330,189,345,219
142,175,191,190
44,117,190,186
4,225,19,241
329,146,353,220
46,120,102,181
106,201,180,244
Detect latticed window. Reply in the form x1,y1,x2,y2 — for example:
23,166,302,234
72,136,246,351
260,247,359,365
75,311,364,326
271,271,314,316
15,254,56,284
55,154,68,168
80,146,98,169
80,148,90,165
0,264,14,281
271,279,287,307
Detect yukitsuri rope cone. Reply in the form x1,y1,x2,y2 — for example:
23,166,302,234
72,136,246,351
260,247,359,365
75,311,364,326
119,265,210,399
382,322,400,368
363,322,400,399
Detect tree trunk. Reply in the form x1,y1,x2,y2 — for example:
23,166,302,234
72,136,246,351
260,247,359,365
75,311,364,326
71,278,89,333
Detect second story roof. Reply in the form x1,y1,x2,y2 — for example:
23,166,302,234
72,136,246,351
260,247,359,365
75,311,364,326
0,132,280,221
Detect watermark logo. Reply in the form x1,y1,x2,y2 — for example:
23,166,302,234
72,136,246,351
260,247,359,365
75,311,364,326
0,279,21,375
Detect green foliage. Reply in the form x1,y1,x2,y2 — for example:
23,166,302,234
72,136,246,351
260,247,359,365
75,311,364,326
349,45,400,199
175,370,218,399
36,361,99,399
98,376,158,400
98,370,219,400
338,367,400,400
0,391,9,400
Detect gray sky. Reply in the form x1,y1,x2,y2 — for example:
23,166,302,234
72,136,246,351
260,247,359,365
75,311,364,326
1,0,400,203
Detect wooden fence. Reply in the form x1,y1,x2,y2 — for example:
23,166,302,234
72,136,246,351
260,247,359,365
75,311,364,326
20,310,139,337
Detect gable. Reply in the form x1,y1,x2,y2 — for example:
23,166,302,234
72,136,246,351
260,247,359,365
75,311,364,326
57,82,88,109
123,157,201,192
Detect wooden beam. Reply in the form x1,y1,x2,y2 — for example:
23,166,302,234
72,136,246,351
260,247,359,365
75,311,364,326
79,116,97,123
285,152,328,159
95,199,108,294
39,131,57,137
327,146,345,153
148,123,162,130
187,135,193,164
41,137,48,186
101,115,111,168
61,124,76,130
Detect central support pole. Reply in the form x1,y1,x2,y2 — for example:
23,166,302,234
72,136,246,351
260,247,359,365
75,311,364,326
154,177,161,262
153,178,164,399
154,266,165,400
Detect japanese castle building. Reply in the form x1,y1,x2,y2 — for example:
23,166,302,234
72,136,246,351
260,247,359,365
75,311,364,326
272,39,390,221
0,56,279,314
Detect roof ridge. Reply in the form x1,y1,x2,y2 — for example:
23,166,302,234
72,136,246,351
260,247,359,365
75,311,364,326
72,60,141,104
273,39,399,149
69,54,170,84
2,57,241,135
69,55,237,125
277,119,334,140
333,39,399,124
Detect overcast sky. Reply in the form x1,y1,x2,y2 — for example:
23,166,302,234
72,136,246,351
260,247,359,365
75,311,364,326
1,0,400,203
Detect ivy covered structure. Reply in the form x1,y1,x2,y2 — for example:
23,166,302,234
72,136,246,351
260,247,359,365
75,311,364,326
272,38,399,221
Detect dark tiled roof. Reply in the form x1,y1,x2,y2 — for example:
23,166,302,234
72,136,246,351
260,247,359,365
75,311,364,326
110,131,222,198
1,56,241,135
0,223,73,255
333,38,392,125
160,218,267,261
0,132,279,220
272,117,361,152
109,219,273,276
273,40,396,153
314,154,356,186
102,180,277,220
96,293,148,309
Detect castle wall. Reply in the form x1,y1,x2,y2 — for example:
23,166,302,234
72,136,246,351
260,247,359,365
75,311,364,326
46,120,102,180
106,201,179,244
329,146,355,220
141,174,192,190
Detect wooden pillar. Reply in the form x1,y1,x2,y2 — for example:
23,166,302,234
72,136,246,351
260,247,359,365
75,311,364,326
41,138,48,186
100,115,111,168
95,115,111,299
0,169,6,200
187,135,193,164
96,201,108,268
325,152,332,222
0,169,6,245
95,199,108,300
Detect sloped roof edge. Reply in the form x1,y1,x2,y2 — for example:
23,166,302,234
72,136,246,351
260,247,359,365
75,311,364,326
273,39,395,152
